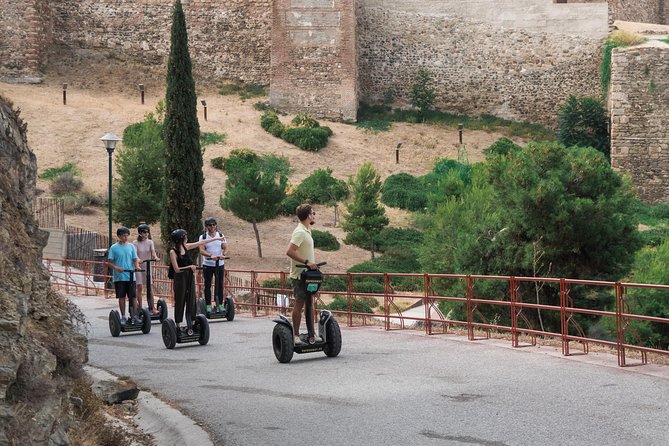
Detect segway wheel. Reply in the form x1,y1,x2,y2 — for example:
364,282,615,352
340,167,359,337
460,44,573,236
272,323,294,363
109,310,121,337
162,319,177,349
196,314,210,345
157,299,168,323
323,318,342,358
225,297,235,321
140,308,152,334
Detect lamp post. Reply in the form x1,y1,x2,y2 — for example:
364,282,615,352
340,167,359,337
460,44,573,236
100,133,120,251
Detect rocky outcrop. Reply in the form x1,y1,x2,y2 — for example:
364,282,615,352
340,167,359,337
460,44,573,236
0,96,87,444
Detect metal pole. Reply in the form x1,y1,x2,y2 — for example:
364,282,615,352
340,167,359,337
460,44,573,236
458,123,463,144
107,149,113,248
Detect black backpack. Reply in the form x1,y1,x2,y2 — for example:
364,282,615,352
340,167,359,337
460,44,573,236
300,268,324,294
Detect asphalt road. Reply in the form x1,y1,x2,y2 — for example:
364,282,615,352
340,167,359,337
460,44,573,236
72,296,669,446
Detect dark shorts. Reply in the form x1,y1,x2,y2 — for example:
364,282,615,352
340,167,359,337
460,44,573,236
291,278,309,301
114,281,135,299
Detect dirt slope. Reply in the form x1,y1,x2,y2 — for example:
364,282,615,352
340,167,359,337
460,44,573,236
0,76,509,273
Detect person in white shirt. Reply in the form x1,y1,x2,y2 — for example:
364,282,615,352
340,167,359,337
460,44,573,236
199,217,227,314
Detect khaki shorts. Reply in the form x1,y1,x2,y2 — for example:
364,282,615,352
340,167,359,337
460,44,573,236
291,279,309,301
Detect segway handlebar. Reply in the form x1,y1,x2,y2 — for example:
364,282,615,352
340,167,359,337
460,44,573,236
295,261,327,268
122,268,145,273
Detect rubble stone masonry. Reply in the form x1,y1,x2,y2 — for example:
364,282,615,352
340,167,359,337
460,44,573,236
610,43,669,203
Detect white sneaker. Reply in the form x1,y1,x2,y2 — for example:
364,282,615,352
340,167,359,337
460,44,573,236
120,316,127,324
309,335,323,344
293,336,304,345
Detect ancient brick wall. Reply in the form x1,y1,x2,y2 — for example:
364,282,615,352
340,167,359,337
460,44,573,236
357,0,608,126
608,0,667,25
0,0,51,82
49,0,273,84
270,0,357,121
610,43,669,204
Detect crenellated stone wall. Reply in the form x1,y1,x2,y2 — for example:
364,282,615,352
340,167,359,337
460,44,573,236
270,0,357,121
610,42,669,203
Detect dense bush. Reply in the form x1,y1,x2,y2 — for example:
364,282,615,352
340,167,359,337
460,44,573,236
382,173,427,211
281,126,333,151
50,172,83,196
344,227,424,255
260,111,285,137
294,168,349,205
326,295,375,314
211,156,225,170
484,137,522,158
312,229,340,251
261,111,333,151
39,162,79,181
279,194,302,216
557,95,610,159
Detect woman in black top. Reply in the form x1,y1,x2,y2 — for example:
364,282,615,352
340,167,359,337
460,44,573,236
168,229,225,329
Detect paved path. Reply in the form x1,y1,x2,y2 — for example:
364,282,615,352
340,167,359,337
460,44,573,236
72,296,669,446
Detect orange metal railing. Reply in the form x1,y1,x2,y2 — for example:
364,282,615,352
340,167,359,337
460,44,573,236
43,258,669,367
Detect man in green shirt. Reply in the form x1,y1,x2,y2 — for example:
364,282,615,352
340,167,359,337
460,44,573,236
286,204,322,345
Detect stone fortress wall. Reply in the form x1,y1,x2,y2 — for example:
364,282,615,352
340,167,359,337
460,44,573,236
610,44,669,204
0,0,661,122
1,0,668,199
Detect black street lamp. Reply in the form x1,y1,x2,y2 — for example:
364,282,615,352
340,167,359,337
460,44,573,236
100,133,120,251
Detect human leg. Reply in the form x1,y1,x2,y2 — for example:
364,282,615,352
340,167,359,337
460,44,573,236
136,283,144,309
203,266,214,309
173,275,186,326
215,265,225,309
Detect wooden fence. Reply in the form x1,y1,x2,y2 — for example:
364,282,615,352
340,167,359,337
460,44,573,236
32,197,65,230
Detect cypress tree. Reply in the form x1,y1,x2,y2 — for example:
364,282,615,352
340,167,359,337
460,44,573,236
160,0,204,257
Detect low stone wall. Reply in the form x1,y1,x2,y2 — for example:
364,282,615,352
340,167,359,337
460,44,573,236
610,43,669,203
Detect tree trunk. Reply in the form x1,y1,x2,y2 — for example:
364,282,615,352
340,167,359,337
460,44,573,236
252,220,262,258
370,237,376,259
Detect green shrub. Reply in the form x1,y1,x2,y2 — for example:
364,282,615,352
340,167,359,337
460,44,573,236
484,137,522,158
261,278,289,289
292,113,320,128
211,157,225,170
200,132,226,147
261,111,284,136
326,295,375,314
279,194,302,216
50,172,83,196
281,126,332,151
382,173,427,211
312,229,340,251
294,168,349,204
40,163,78,181
557,96,610,159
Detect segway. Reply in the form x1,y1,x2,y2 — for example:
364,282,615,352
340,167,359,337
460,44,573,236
142,258,168,323
108,269,152,337
197,256,234,321
272,262,342,363
162,267,210,349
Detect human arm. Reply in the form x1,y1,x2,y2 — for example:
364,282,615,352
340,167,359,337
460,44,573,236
169,249,196,273
150,241,159,261
185,235,225,252
286,243,316,269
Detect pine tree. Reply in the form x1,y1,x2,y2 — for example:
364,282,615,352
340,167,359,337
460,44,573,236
220,151,288,258
341,162,389,258
160,0,204,256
